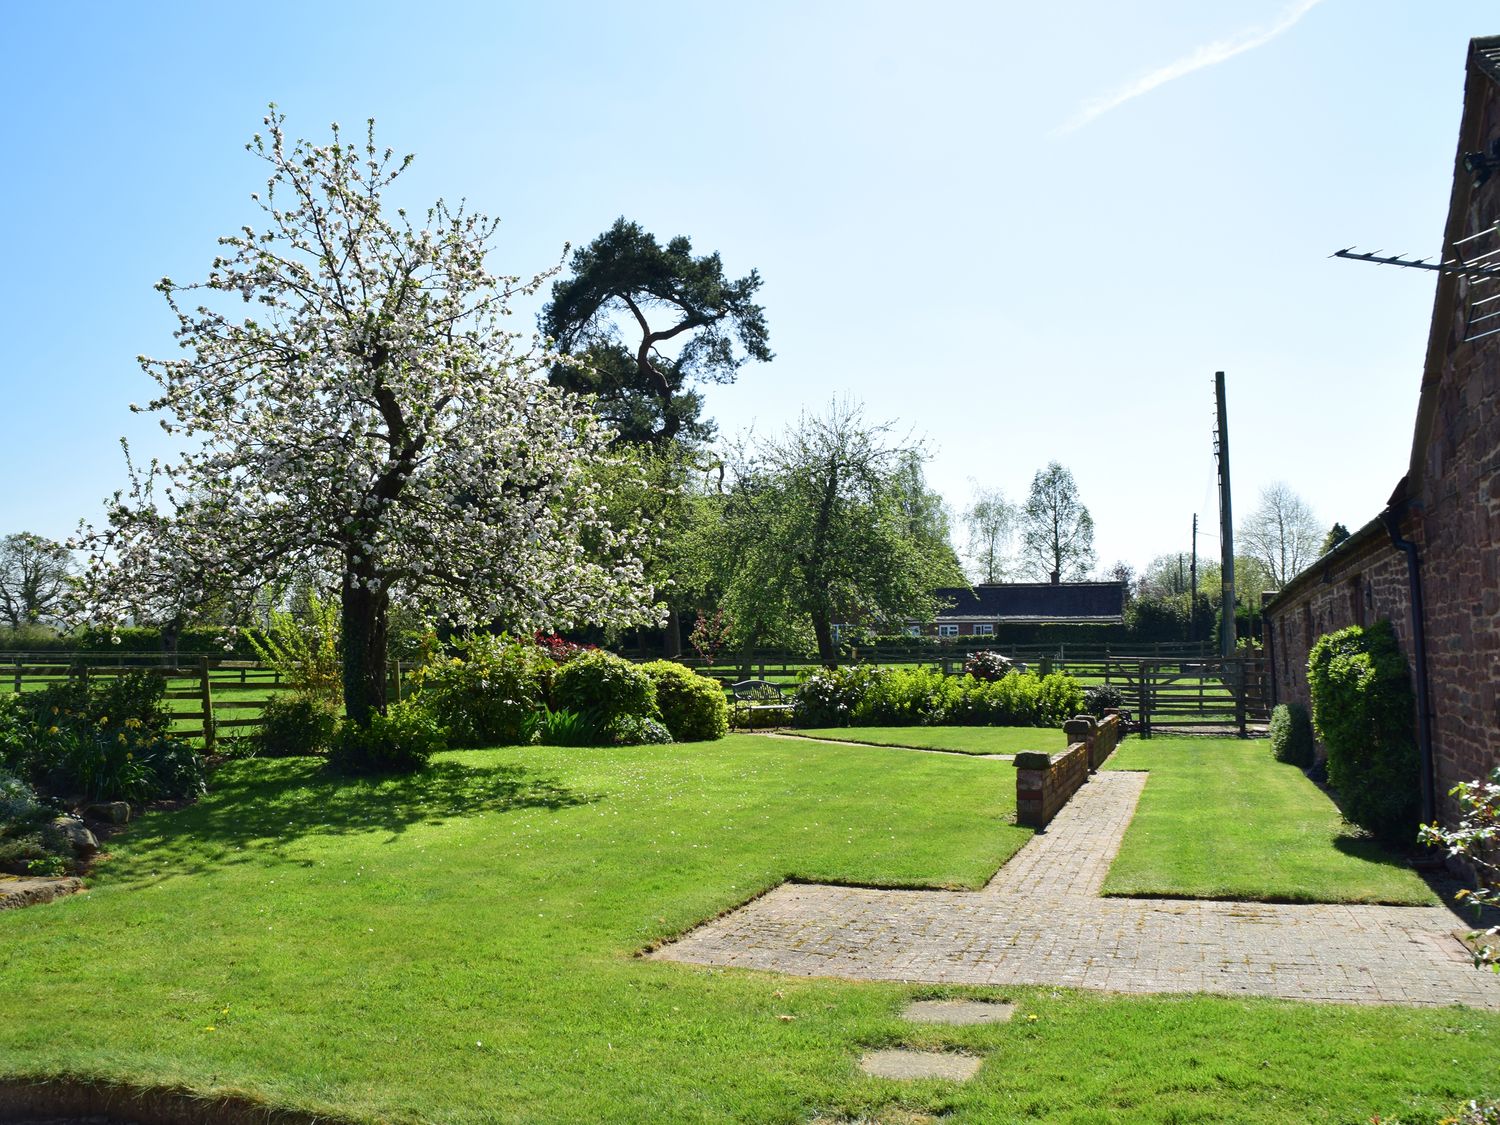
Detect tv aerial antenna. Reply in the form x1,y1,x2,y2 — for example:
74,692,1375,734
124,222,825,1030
1333,220,1500,342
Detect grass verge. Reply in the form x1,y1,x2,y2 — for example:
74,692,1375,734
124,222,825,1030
1103,737,1437,905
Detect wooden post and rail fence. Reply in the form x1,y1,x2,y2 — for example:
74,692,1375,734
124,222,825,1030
3,641,1271,742
2,654,413,750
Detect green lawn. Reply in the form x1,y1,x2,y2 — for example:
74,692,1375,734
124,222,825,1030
2,736,1492,1123
1103,738,1438,905
789,725,1058,756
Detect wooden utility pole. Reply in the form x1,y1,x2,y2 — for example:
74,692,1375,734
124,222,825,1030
1190,513,1198,638
1215,372,1236,657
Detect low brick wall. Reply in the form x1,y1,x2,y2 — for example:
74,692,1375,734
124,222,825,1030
1014,741,1090,828
1061,712,1123,771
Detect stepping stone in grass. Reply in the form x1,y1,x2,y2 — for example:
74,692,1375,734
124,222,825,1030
859,1049,983,1081
901,999,1015,1025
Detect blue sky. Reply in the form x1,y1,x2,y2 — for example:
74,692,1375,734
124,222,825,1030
2,0,1493,575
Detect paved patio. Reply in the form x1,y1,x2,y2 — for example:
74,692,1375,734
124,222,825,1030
652,770,1500,1009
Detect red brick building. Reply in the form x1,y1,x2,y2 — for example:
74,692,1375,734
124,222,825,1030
1264,35,1500,827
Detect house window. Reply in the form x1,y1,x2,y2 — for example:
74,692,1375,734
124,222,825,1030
1350,575,1367,627
904,625,922,637
938,624,959,638
974,623,994,636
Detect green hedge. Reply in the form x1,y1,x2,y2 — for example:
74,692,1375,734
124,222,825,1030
1307,621,1420,845
1268,702,1315,768
0,625,255,657
792,666,1082,729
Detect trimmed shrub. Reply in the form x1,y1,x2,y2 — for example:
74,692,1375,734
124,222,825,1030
953,671,1082,727
1308,621,1420,845
608,715,674,746
413,635,554,748
256,695,338,757
1082,684,1124,716
639,661,729,742
551,651,656,727
1268,702,1316,768
329,700,446,776
1037,673,1085,726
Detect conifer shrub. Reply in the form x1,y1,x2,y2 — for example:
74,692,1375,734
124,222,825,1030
1308,621,1420,844
1268,702,1316,768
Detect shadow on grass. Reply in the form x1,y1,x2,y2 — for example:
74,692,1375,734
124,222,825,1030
1331,831,1418,871
99,757,597,885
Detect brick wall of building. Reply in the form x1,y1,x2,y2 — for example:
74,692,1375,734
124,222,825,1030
1264,41,1500,828
1264,527,1413,720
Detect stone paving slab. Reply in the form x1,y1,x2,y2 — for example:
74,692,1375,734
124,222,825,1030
858,1049,983,1081
653,772,1500,1009
901,999,1014,1024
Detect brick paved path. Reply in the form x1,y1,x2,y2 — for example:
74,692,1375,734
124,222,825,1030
653,771,1500,1008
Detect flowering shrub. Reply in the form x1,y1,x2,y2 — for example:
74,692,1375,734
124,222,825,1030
551,651,656,727
0,674,203,801
413,635,554,748
639,661,728,742
1419,768,1499,973
245,593,343,704
256,695,339,757
791,666,878,728
1309,621,1420,844
533,632,598,665
329,700,446,776
689,609,733,665
963,650,1013,682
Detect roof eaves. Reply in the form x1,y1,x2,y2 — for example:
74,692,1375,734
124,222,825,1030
1263,515,1391,613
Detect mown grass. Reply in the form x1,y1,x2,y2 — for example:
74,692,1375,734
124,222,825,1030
1103,737,1437,905
788,726,1057,756
2,736,1491,1123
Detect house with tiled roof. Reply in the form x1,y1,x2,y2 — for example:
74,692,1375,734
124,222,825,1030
906,580,1127,639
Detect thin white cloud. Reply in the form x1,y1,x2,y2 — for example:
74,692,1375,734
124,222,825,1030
1056,0,1325,135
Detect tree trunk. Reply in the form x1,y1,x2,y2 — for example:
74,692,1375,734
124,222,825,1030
663,607,682,658
341,574,389,727
812,611,837,668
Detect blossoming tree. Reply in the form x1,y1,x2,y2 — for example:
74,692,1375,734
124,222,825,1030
77,109,663,723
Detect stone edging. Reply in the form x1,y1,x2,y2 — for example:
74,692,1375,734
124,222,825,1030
0,877,82,912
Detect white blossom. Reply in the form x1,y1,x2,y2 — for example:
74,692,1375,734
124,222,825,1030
75,109,663,709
